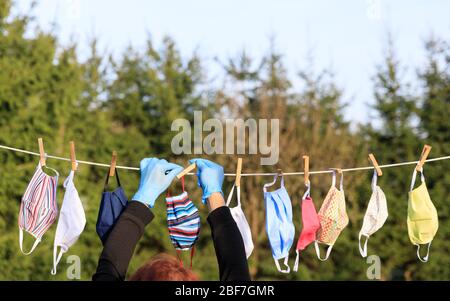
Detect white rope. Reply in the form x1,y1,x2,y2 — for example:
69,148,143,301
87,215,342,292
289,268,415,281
0,143,449,177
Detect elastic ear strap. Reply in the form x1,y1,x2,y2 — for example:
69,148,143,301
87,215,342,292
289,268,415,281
274,257,290,273
339,172,344,191
115,168,121,187
226,184,235,206
237,186,241,206
293,250,300,272
19,229,41,255
63,170,75,188
302,183,311,200
181,176,185,192
51,246,65,275
371,170,378,191
358,233,369,258
410,170,418,191
283,256,290,273
314,241,333,261
42,162,59,177
103,170,109,191
416,242,432,262
263,175,278,192
331,171,336,188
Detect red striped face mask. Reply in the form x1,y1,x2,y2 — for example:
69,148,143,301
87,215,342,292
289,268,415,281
18,163,59,255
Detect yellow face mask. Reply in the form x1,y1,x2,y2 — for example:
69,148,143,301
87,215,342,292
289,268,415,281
407,168,439,262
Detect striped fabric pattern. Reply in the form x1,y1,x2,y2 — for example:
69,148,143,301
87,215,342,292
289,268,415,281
18,164,58,239
166,191,200,250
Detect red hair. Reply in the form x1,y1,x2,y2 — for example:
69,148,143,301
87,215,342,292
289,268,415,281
129,253,199,281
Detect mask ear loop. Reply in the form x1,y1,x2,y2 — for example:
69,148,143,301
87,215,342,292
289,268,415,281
63,165,77,188
302,181,311,200
416,242,432,262
280,174,285,188
371,169,378,191
51,244,65,275
331,170,336,188
263,174,279,193
226,184,235,207
19,228,41,255
314,241,333,261
274,257,290,273
410,167,425,192
236,185,241,207
40,154,59,177
339,171,344,193
358,233,369,258
294,250,301,272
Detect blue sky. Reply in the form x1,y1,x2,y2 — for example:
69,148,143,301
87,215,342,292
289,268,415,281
13,0,450,124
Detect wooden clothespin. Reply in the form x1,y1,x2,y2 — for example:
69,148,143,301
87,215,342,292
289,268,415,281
177,163,196,179
109,151,117,177
303,155,310,185
69,141,77,171
368,153,382,176
416,144,432,171
277,168,283,176
38,137,46,166
235,158,242,187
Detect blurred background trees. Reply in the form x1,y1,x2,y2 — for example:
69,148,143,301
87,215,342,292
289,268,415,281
0,0,448,280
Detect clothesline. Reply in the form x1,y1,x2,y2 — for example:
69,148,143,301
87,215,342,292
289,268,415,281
0,143,449,177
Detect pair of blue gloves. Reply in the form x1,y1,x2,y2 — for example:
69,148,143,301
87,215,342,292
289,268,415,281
132,158,224,208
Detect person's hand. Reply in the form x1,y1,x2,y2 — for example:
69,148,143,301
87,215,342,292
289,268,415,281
189,158,224,204
132,158,183,208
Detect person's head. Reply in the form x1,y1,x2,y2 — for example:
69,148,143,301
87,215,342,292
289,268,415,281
129,253,199,281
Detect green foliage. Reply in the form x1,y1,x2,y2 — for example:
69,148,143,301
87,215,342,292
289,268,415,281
0,1,448,280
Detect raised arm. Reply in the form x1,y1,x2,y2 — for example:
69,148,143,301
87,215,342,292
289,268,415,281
189,158,251,281
92,158,182,281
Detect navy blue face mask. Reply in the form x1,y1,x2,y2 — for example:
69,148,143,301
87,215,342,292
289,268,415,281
96,169,128,244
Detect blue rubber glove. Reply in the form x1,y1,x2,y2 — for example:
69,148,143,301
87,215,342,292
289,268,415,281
132,158,183,208
189,158,224,204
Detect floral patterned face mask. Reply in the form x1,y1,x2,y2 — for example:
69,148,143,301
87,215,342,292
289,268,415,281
314,171,349,261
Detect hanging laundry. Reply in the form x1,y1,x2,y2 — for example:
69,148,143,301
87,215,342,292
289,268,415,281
407,167,439,262
96,168,128,244
51,167,86,275
264,174,295,273
226,184,254,259
166,177,201,268
358,170,388,257
18,162,59,255
314,170,349,261
293,183,320,272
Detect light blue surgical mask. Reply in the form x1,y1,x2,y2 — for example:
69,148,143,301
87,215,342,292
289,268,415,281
264,174,295,273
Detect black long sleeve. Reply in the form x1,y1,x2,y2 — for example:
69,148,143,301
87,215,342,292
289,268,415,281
207,206,251,281
92,201,154,281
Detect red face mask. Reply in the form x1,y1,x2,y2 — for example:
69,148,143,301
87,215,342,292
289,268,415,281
294,186,321,272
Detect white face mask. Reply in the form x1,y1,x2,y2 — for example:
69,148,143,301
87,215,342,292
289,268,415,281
226,184,254,259
358,171,388,257
51,169,86,275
